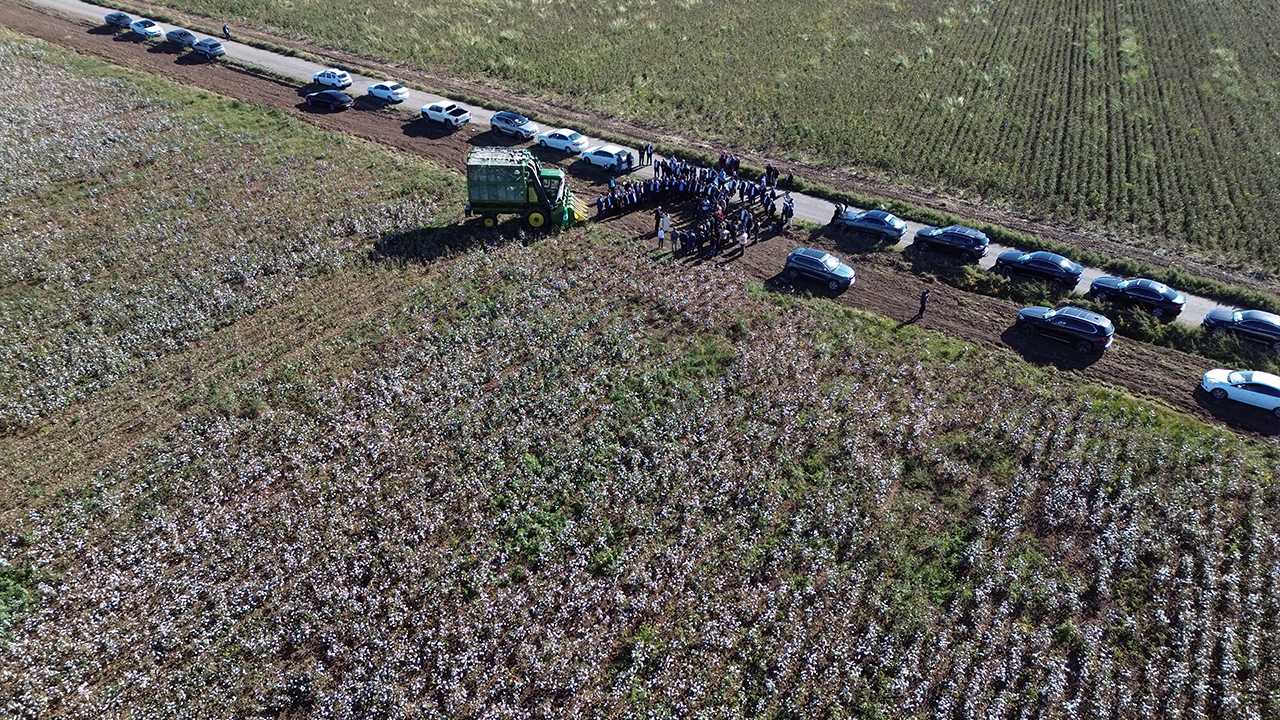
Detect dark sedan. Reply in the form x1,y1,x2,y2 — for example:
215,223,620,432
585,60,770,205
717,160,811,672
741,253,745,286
104,11,132,28
305,90,354,111
913,224,989,260
831,208,907,242
1202,308,1280,352
1015,305,1115,353
1089,277,1186,317
995,250,1083,286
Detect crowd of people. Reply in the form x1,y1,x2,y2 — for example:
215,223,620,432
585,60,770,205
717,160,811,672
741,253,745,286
592,151,797,259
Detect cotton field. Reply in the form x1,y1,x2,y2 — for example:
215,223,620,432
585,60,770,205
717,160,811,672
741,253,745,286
0,31,458,432
3,235,1278,718
2,29,1279,720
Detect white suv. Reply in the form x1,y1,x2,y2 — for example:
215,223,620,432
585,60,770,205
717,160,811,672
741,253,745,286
312,68,352,88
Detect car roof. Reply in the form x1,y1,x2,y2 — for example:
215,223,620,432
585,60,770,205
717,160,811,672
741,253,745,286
1124,277,1166,291
792,248,830,260
860,210,891,220
1056,306,1112,326
1240,310,1280,324
942,225,986,238
597,145,624,153
1028,251,1070,264
1237,370,1280,387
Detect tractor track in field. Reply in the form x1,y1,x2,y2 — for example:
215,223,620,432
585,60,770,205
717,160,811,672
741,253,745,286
4,2,1280,441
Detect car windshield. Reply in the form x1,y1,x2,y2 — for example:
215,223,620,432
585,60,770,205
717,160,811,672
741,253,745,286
568,132,582,140
821,255,840,271
387,84,403,91
1228,371,1247,384
139,20,153,26
1232,311,1244,323
509,115,529,124
1018,253,1032,261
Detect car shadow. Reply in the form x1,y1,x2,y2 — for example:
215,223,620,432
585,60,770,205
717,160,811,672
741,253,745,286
89,25,120,36
823,226,894,255
756,271,849,298
294,82,330,98
174,53,214,66
528,145,577,166
352,96,399,112
1192,387,1280,436
400,119,466,140
147,41,185,55
999,325,1104,370
112,33,147,44
466,130,526,148
294,101,350,114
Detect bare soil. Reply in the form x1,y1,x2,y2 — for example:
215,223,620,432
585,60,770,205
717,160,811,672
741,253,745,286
5,2,1278,442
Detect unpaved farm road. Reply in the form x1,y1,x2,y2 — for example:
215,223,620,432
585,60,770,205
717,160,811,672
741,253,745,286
24,0,1229,326
5,1,1279,438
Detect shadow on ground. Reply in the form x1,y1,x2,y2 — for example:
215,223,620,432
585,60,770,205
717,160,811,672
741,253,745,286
372,221,532,265
1192,387,1280,436
999,325,1104,370
401,118,469,141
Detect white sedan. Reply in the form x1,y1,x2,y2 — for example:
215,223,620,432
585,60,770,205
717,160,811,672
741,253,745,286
421,102,472,127
581,145,634,170
129,19,163,38
367,81,409,103
537,128,589,154
1202,369,1280,417
312,68,352,88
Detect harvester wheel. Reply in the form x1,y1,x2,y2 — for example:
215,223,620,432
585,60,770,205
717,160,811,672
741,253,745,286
525,209,547,229
482,215,497,228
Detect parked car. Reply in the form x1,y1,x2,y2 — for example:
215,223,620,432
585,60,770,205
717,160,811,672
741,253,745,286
164,28,198,47
312,68,352,88
995,250,1084,286
1201,369,1280,418
1015,305,1115,353
367,81,409,103
1202,308,1280,351
421,102,472,127
191,38,225,59
490,110,539,139
581,145,633,170
129,19,163,38
1089,277,1187,317
537,128,589,154
780,248,856,291
913,224,989,260
830,208,907,242
104,12,133,28
305,90,354,111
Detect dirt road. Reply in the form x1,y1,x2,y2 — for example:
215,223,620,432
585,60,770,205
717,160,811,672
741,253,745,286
4,2,1277,438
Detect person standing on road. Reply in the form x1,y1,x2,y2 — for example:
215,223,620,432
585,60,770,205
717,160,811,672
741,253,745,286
917,289,930,319
223,25,231,39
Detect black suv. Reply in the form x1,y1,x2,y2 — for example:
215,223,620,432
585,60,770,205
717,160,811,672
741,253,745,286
1202,309,1280,352
781,248,856,291
1015,306,1115,353
913,225,989,260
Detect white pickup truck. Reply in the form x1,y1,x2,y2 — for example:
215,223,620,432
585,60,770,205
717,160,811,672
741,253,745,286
421,102,472,128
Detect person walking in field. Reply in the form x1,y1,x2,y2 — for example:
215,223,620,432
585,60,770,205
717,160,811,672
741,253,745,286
917,289,930,319
654,206,664,236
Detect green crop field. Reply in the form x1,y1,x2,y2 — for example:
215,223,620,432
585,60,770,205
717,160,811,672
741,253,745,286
150,0,1280,268
4,29,1280,719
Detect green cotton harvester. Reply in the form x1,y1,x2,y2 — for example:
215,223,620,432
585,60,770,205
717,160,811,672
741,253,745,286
465,147,589,229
